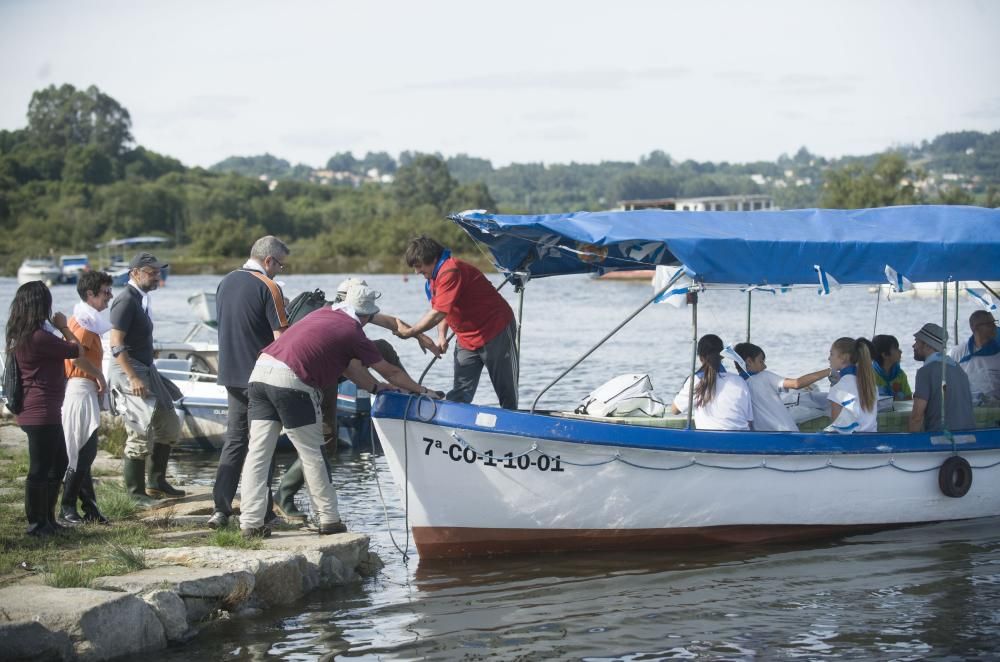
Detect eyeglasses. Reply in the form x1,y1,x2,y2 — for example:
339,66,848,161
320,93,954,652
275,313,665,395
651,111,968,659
271,257,285,271
100,289,113,297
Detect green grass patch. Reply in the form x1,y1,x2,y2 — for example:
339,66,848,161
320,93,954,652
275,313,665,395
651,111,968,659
97,420,127,459
209,528,263,550
95,481,139,520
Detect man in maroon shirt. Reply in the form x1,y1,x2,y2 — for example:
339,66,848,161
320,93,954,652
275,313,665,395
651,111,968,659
238,283,437,537
399,235,519,409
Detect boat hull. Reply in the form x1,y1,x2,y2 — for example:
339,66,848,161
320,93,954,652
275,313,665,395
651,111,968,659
371,392,1000,558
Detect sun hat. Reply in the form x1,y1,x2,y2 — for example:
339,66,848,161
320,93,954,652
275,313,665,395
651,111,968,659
345,283,381,316
336,277,368,301
914,322,946,352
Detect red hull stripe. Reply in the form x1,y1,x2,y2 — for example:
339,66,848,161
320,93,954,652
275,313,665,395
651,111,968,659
412,523,909,559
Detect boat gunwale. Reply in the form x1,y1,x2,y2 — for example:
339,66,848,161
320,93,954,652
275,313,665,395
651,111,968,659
371,391,1000,456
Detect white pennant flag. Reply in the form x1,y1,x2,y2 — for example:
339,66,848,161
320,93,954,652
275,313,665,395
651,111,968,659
884,265,913,293
814,265,840,296
652,265,691,308
721,344,748,375
966,287,999,312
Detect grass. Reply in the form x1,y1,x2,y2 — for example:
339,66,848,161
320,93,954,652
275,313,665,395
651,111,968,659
208,527,263,550
97,419,127,459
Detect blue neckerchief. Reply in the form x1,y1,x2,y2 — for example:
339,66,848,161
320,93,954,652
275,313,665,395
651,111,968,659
839,365,857,377
872,361,900,397
738,367,758,381
960,332,1000,364
424,249,452,301
695,364,727,378
925,352,959,367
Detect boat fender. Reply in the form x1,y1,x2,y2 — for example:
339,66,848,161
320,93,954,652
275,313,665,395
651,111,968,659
938,456,972,498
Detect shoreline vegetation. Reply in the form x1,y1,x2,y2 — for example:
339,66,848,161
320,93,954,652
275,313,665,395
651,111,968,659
2,84,998,278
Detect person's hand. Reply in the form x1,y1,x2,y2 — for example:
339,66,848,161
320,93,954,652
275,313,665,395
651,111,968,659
417,333,442,357
128,375,147,398
394,321,412,339
436,337,449,354
51,312,67,330
96,374,108,394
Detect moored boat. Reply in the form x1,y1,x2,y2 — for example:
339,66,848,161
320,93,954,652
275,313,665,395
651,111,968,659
371,205,1000,559
58,254,90,284
17,257,61,285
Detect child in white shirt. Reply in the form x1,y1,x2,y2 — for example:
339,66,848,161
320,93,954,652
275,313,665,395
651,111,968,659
733,343,832,431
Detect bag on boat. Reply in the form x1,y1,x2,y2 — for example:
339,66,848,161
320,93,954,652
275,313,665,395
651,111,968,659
576,373,666,418
286,289,327,325
2,352,24,415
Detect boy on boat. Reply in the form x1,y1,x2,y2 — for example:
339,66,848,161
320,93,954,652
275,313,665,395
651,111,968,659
871,334,912,401
733,342,831,432
397,235,519,409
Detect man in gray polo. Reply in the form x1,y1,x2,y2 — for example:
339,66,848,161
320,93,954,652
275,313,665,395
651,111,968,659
909,322,975,432
109,252,185,506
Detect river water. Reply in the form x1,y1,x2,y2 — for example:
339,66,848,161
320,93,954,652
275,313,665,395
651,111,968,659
4,274,999,659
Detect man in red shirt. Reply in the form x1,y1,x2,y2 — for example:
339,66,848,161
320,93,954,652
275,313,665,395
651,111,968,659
399,235,519,409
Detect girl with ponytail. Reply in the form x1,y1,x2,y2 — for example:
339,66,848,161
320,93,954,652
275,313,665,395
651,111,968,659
826,336,879,433
671,334,753,430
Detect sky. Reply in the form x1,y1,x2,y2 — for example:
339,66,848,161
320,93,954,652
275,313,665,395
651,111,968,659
1,0,999,170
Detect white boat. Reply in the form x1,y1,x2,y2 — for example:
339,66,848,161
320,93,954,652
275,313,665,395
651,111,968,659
96,236,170,286
371,205,1000,559
17,257,61,285
58,254,90,284
186,291,217,327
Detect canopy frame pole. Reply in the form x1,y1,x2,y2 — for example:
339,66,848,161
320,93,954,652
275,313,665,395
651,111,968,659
942,281,949,435
745,291,751,343
979,280,1000,301
687,291,699,430
529,269,686,413
954,281,960,344
516,282,525,394
872,285,882,338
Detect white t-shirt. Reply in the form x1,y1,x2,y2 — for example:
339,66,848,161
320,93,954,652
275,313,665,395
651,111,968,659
949,341,1000,404
825,373,877,433
673,371,753,431
745,370,798,432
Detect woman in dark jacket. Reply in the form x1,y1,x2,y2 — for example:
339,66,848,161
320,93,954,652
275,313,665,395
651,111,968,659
6,281,86,536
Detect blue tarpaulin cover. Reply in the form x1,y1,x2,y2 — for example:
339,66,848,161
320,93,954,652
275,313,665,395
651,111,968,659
451,206,1000,285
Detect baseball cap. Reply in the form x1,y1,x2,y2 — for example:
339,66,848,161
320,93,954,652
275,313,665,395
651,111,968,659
128,252,168,270
345,283,381,316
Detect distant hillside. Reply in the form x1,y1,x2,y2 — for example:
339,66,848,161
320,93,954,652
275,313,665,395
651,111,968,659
211,130,1000,212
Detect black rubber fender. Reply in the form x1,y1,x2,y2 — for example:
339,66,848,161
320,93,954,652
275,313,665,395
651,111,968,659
938,456,973,498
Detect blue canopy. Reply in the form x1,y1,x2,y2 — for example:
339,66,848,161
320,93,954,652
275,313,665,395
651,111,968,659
451,206,1000,285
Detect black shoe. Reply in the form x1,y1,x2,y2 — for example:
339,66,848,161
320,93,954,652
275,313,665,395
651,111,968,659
318,521,347,535
60,468,85,525
79,471,109,525
206,511,229,530
241,526,271,539
60,506,84,526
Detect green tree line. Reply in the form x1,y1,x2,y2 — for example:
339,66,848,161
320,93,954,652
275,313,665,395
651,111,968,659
1,83,997,275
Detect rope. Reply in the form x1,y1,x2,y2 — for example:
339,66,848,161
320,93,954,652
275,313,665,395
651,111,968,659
369,394,412,562
448,431,1000,475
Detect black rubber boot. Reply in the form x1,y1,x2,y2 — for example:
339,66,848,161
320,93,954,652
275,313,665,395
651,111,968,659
25,480,54,537
124,458,157,508
146,443,186,499
275,459,308,521
79,469,110,524
46,481,65,532
60,468,85,525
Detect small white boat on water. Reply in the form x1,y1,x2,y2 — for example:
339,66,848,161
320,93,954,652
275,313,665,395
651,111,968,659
371,205,1000,559
17,257,61,285
186,291,217,328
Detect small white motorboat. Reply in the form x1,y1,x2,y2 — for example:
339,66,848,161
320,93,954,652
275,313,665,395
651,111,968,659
58,254,90,284
17,257,61,285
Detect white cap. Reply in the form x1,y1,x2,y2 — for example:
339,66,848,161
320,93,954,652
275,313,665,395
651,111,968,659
336,277,368,301
344,283,381,316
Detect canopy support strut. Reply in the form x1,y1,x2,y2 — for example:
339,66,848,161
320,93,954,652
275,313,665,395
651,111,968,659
529,269,686,413
942,281,949,435
687,291,699,430
745,291,751,343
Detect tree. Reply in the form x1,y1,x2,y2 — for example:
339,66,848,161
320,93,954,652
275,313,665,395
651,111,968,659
820,153,921,208
392,154,457,211
936,186,974,205
26,84,133,156
62,145,114,185
325,151,357,172
360,151,397,175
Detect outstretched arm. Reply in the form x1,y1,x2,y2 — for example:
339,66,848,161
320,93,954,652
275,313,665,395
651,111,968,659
782,367,832,390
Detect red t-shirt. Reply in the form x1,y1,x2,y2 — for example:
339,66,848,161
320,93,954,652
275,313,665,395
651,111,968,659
15,328,80,425
262,307,382,389
431,258,514,351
